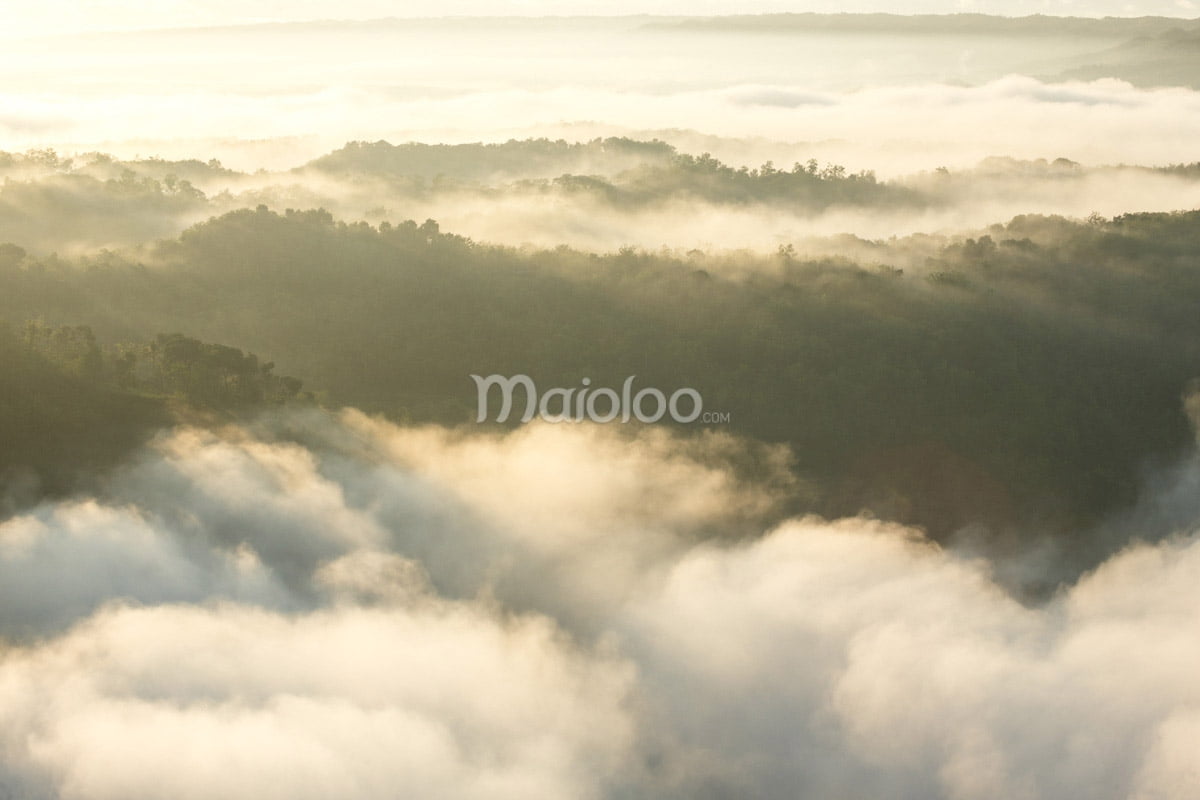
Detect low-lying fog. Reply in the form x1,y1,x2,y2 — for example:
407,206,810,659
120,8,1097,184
4,141,1200,253
2,412,1199,799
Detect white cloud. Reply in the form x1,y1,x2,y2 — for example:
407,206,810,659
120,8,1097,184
3,16,1199,174
0,600,634,800
2,414,1200,798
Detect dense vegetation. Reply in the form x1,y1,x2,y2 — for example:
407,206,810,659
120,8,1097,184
3,205,1199,558
5,140,1200,255
0,321,166,504
0,315,304,506
302,137,679,181
302,139,904,208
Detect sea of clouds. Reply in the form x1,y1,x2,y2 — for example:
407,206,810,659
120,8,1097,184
2,410,1198,800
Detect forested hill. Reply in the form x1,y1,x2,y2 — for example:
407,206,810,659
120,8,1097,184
5,141,1200,255
298,138,909,211
0,320,305,508
3,206,1200,555
301,137,679,181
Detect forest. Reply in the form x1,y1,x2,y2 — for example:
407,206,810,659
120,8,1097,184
4,186,1200,579
6,139,1200,254
0,316,302,505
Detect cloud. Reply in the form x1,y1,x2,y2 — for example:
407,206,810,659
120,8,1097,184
5,15,1200,176
1,412,1199,798
625,518,1200,798
309,165,1200,251
0,500,291,639
0,599,634,800
728,88,836,108
20,78,1200,176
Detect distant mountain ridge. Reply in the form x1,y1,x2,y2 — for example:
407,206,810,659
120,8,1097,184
645,13,1200,37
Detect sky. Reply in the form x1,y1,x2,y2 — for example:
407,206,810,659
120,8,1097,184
5,2,1199,172
0,0,1196,38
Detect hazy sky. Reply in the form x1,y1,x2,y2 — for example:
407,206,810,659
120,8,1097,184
1,0,1196,37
